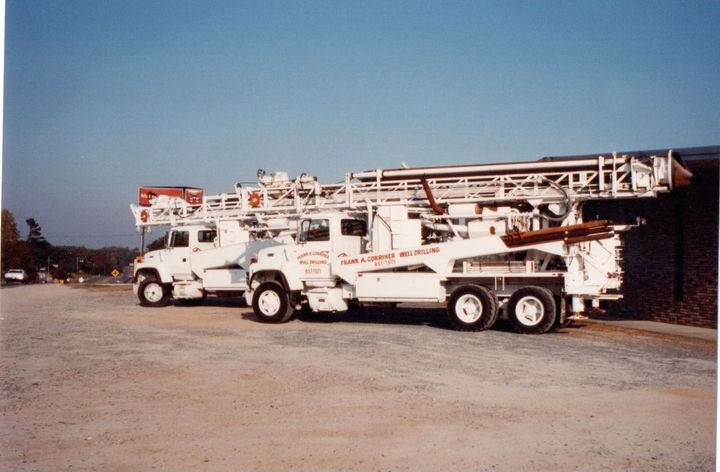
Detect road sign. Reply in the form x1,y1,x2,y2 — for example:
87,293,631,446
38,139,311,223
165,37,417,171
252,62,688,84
111,269,120,278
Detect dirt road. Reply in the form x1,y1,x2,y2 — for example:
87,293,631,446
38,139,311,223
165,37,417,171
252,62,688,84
1,285,716,471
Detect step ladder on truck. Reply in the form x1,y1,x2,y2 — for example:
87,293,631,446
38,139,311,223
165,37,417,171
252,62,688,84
245,151,692,334
129,172,322,307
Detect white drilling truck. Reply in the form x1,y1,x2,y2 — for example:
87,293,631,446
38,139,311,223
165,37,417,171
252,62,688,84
245,151,691,333
130,172,318,306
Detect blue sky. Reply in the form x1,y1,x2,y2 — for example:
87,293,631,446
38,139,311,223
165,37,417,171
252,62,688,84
3,0,719,248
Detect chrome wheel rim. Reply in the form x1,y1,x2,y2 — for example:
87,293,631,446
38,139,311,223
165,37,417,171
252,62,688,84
258,290,281,316
455,294,483,323
515,296,544,327
143,282,164,303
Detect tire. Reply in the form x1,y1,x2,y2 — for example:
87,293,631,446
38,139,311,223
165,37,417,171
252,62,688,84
507,286,557,334
138,277,171,307
447,285,499,331
252,281,294,323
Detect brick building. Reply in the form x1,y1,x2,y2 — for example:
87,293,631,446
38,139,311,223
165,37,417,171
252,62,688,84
547,146,719,329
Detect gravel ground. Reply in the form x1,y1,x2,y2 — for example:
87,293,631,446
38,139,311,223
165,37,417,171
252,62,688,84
0,284,716,471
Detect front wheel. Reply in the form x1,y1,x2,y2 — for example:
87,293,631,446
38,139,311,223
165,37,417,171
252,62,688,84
507,286,557,334
138,277,170,307
251,281,294,323
447,285,498,331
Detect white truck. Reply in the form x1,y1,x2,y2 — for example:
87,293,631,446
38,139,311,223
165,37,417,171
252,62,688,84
130,173,310,306
245,151,691,333
4,269,27,284
133,221,293,306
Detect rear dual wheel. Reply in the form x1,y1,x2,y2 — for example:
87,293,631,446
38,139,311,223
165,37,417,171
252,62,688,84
448,285,499,331
507,286,557,334
448,285,557,334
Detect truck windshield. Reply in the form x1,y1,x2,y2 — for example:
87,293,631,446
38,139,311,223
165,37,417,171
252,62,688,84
299,219,330,242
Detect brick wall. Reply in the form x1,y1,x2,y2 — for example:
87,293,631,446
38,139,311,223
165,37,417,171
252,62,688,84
585,161,718,328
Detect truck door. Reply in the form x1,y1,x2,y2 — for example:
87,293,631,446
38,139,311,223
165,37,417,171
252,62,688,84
187,228,218,274
165,229,193,280
296,218,332,280
192,229,217,252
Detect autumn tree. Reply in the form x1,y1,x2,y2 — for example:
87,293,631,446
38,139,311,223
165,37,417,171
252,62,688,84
1,210,33,275
2,209,20,272
2,209,20,246
2,211,139,281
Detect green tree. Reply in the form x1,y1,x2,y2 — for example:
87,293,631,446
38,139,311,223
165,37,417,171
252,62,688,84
26,218,48,247
24,218,50,278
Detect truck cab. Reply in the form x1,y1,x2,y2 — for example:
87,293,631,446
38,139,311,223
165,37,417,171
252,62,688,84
294,213,367,279
245,212,367,318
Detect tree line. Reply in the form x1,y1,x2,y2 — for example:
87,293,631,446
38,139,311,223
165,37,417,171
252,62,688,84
1,209,137,281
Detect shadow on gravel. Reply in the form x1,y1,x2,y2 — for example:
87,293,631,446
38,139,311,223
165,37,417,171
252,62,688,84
239,306,534,333
169,295,578,335
297,307,453,330
170,297,248,308
237,306,454,330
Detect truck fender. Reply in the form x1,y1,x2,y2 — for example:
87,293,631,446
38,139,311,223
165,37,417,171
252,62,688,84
134,268,161,283
250,270,302,292
135,266,174,285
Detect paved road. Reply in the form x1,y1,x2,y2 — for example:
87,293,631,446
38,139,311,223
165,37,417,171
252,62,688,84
1,285,716,471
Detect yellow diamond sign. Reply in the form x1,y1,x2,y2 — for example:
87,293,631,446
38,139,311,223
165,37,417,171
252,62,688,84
111,269,120,278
